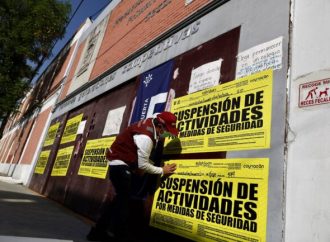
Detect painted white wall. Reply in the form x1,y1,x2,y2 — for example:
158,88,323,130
67,14,110,94
286,0,330,241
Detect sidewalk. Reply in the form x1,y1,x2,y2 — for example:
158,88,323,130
0,178,92,242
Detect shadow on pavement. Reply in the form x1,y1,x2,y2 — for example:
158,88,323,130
0,181,90,242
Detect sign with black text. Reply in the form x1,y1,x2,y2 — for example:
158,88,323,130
151,158,269,242
164,70,273,154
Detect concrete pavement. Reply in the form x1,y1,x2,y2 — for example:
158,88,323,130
0,179,92,242
0,176,193,242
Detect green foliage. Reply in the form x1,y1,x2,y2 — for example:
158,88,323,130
0,0,71,119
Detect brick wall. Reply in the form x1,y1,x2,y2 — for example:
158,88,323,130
0,134,12,162
90,0,213,80
19,107,51,165
49,45,76,93
58,41,86,101
10,119,34,164
3,129,21,163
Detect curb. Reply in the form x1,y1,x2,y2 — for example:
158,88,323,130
0,176,23,184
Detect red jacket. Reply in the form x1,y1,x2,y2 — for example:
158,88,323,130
106,118,156,169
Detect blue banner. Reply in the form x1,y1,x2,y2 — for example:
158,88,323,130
130,60,174,123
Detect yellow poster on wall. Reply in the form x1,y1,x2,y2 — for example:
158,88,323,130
164,69,273,154
34,150,51,174
150,158,269,242
60,114,83,144
78,136,116,179
51,146,74,176
43,122,60,147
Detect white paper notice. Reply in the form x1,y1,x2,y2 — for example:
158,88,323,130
76,120,86,135
188,59,222,94
236,37,283,78
102,106,126,136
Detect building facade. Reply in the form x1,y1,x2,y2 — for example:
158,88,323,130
0,0,329,241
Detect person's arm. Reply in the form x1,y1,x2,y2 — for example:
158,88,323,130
134,134,163,174
133,134,176,175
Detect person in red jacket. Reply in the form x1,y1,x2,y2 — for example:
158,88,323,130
87,111,179,242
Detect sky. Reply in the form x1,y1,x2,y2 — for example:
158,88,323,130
32,0,111,83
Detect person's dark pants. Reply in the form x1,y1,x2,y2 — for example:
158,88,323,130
95,165,132,242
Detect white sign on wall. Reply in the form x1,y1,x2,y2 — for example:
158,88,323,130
102,106,126,136
299,78,330,107
76,120,87,135
236,37,283,78
188,59,222,94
